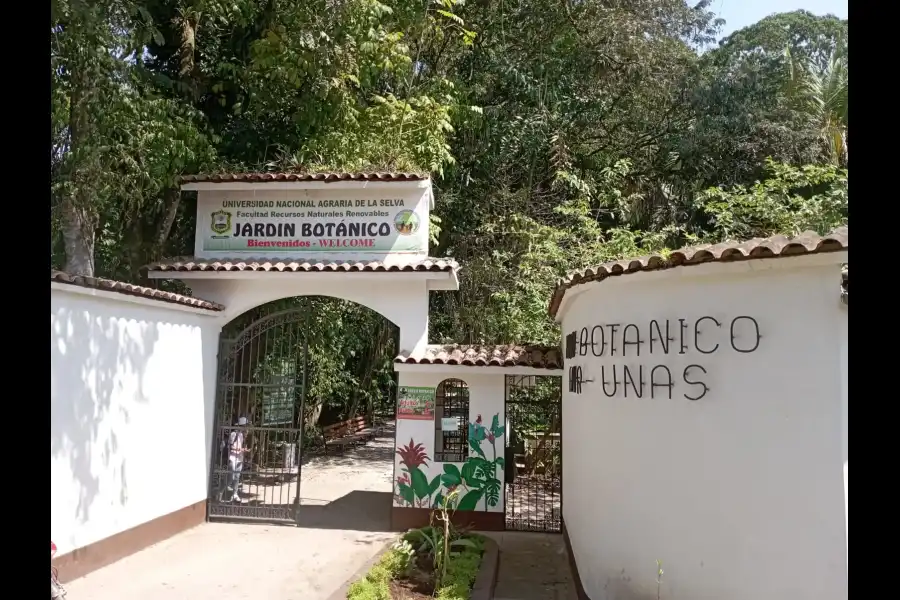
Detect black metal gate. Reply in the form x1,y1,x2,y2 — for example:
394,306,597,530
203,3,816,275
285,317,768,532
504,375,562,533
208,307,310,524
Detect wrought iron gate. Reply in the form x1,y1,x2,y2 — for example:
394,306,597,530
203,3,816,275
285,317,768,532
208,307,310,524
504,375,562,533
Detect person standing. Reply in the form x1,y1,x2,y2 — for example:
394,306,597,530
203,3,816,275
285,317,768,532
227,416,249,502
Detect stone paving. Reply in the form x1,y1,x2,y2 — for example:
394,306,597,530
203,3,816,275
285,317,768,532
487,531,579,600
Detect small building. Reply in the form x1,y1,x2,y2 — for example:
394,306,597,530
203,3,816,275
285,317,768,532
551,228,848,600
391,344,563,532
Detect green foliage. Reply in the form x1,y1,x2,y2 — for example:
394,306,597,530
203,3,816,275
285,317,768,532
51,1,849,403
346,545,410,600
402,490,484,591
346,527,483,600
694,159,848,241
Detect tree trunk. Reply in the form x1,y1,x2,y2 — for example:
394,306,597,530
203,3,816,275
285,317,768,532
347,321,393,420
62,58,96,277
61,200,95,276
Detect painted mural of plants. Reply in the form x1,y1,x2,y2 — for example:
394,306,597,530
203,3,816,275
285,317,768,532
395,439,443,508
434,413,505,511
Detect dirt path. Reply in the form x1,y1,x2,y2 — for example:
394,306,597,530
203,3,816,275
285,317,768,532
63,423,398,600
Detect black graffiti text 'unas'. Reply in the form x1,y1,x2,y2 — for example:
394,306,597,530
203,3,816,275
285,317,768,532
566,315,760,402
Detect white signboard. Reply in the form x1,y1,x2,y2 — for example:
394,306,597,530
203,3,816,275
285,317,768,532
196,193,428,255
441,417,460,431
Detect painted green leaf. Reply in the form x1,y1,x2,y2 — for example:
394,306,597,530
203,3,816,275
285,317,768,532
457,488,485,511
410,467,430,499
495,456,505,469
428,474,442,496
441,473,462,488
468,437,485,458
441,463,462,488
490,414,505,440
398,482,414,505
462,460,485,489
484,477,502,508
432,492,445,509
470,456,492,478
470,422,487,442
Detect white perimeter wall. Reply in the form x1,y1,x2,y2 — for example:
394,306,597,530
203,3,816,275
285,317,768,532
393,370,506,512
51,287,221,557
560,257,848,600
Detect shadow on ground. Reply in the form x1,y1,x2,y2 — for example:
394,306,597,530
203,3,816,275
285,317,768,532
297,490,392,532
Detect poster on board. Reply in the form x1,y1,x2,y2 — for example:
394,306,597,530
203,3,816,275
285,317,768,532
397,386,436,420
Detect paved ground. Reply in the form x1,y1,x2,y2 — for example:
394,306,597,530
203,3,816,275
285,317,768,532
64,424,398,600
488,531,579,600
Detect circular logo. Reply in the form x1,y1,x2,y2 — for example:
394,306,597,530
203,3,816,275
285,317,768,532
394,210,420,236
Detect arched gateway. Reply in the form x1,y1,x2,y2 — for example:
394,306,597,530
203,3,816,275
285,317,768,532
147,172,564,529
146,173,459,523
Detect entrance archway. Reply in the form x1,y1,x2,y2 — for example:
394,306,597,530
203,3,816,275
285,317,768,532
208,296,399,524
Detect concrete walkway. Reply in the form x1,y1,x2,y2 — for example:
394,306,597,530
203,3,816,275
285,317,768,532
487,531,579,600
64,424,398,600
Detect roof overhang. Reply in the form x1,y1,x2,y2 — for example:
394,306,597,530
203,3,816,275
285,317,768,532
554,250,848,323
393,363,562,376
147,268,459,290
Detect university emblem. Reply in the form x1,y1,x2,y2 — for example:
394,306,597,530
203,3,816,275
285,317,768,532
210,210,232,235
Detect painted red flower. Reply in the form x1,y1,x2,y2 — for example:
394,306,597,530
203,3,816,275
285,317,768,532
397,473,411,486
476,414,483,424
396,439,430,469
487,432,495,443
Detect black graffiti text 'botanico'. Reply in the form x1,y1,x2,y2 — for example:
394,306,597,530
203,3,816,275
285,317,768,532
565,316,761,401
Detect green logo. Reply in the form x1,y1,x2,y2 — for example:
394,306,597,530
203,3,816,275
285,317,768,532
394,210,420,236
211,210,232,236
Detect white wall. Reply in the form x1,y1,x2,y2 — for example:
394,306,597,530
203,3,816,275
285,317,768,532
839,300,847,569
186,276,430,354
51,288,221,557
560,258,848,600
392,371,506,512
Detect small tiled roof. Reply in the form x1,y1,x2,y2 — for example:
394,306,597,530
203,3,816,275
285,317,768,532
145,256,458,274
51,271,224,311
395,344,563,370
179,172,428,184
549,226,848,319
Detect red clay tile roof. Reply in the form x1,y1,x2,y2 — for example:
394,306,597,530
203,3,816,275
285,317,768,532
51,271,224,311
549,226,848,319
179,172,428,184
395,344,563,370
145,256,459,273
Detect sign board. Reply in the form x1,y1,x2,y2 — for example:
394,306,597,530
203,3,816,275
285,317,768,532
196,192,428,256
441,417,460,431
397,386,435,420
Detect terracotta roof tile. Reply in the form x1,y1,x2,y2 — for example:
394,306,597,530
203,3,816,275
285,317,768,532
145,256,459,273
549,226,848,319
395,344,563,370
179,172,428,184
51,271,224,311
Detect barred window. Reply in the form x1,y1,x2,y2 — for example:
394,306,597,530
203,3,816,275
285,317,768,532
434,378,469,462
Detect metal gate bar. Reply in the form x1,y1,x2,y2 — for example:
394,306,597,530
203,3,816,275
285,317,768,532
504,375,562,533
208,306,309,524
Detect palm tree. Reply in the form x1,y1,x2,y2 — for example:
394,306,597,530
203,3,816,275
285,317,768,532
785,45,849,166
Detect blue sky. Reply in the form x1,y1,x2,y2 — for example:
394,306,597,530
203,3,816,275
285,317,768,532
713,0,848,39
